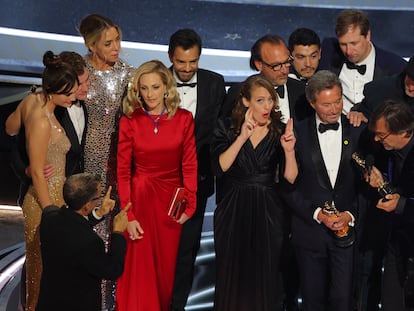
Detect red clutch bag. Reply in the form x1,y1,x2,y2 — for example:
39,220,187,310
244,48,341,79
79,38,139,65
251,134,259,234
167,187,188,220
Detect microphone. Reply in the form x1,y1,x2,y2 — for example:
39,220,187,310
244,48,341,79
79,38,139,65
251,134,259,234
365,154,375,183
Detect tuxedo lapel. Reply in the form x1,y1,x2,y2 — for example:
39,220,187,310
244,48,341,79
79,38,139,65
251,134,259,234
335,115,351,190
308,116,332,190
80,101,88,147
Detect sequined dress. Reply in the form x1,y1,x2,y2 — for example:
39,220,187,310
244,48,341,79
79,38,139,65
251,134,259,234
83,57,133,310
22,98,70,311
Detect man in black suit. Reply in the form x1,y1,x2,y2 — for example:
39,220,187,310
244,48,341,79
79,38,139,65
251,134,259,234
36,173,129,311
281,70,365,311
221,34,313,122
168,28,225,311
355,55,414,119
10,51,90,205
319,9,407,114
366,101,414,311
350,56,414,311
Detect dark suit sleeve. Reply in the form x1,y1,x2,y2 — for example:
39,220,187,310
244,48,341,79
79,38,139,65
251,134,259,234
9,132,30,185
220,84,240,118
80,233,127,281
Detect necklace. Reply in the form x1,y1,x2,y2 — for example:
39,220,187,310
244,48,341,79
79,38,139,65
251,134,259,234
144,105,166,134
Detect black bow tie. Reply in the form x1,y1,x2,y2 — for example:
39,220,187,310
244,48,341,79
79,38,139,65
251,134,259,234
346,62,367,75
318,122,339,133
275,86,285,99
176,82,197,88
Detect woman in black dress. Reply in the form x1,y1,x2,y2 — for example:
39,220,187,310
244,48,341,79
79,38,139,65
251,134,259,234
211,74,296,311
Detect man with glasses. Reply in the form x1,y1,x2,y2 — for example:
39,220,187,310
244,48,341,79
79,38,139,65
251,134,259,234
351,56,414,311
365,100,414,311
221,34,313,122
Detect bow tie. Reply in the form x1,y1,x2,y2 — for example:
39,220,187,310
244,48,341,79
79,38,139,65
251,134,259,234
176,82,197,88
318,122,339,133
346,62,367,75
275,86,285,99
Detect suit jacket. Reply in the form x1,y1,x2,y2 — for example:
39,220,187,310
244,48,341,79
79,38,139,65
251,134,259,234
176,68,225,199
355,73,414,118
36,206,126,311
319,37,407,79
220,76,312,121
383,139,414,259
281,114,366,252
54,102,88,176
10,101,88,204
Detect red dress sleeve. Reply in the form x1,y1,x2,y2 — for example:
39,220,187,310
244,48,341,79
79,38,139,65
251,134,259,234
117,115,136,221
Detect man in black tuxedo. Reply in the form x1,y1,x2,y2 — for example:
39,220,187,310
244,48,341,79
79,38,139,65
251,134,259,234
221,34,312,122
10,51,90,205
168,28,225,311
319,9,406,114
366,101,414,311
36,173,129,311
354,55,414,119
281,70,366,311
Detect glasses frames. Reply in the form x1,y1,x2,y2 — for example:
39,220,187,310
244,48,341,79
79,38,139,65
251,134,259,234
261,56,293,71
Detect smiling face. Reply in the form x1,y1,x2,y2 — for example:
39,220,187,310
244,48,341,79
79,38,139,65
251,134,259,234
169,45,200,82
291,44,321,79
90,26,121,67
138,72,167,114
405,75,414,98
310,85,343,124
338,26,371,64
243,86,275,126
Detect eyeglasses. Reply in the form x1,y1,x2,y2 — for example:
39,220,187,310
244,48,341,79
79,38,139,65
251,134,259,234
375,132,392,142
261,56,293,71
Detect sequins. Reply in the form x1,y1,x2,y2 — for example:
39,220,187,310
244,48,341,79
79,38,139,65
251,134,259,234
83,58,134,310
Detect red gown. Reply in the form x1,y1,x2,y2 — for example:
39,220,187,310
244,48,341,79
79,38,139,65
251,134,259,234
116,108,197,311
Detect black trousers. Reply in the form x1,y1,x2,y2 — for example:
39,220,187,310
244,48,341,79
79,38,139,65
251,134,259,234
170,195,208,311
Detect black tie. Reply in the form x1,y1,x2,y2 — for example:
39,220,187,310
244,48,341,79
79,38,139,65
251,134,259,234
176,82,197,88
318,122,339,133
275,86,285,99
346,62,367,75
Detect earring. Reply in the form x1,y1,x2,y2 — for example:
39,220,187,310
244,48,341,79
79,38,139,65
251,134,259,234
48,95,53,101
137,95,143,102
164,92,169,99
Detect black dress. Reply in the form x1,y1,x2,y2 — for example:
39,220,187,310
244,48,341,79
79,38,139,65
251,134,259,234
211,119,285,311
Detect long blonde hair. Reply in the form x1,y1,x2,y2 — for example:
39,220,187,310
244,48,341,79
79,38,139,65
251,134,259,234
123,60,180,118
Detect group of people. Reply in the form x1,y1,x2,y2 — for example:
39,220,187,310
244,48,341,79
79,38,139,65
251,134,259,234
4,7,414,311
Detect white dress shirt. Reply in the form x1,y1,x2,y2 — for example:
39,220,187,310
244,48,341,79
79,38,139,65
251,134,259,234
339,43,376,113
67,101,86,144
174,72,197,118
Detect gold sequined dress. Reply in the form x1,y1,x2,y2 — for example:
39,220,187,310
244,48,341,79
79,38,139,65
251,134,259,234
83,57,133,310
22,99,70,311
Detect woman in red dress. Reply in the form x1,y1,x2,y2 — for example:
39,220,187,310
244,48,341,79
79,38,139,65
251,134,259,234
116,60,197,311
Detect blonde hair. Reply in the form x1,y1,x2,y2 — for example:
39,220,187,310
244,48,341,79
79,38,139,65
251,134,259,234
79,14,122,52
123,60,180,118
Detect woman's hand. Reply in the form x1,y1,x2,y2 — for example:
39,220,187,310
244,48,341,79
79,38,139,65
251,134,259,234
239,108,256,141
280,118,295,152
127,220,144,241
176,213,190,225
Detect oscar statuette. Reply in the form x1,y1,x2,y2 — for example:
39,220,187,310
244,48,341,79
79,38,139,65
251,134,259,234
322,201,355,248
352,152,394,200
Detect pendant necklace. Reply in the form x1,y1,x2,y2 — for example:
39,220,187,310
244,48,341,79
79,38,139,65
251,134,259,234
144,105,166,134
